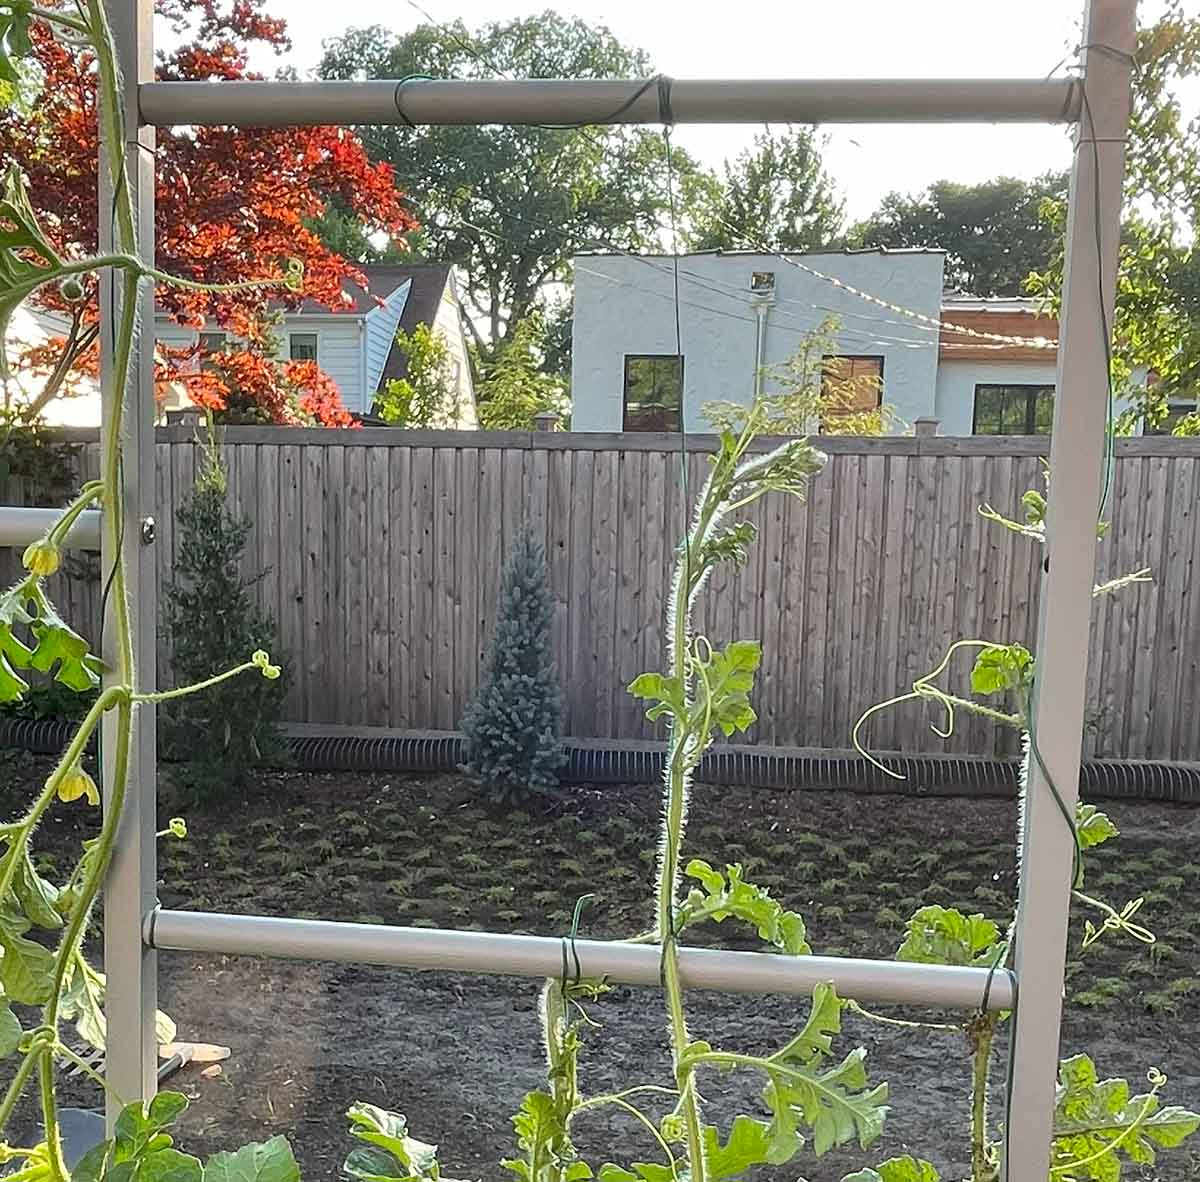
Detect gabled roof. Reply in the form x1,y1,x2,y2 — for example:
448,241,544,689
298,262,452,318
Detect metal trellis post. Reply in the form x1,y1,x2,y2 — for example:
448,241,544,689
100,0,159,1127
1003,1,1134,1178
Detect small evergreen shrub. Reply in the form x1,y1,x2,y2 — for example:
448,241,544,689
161,437,287,800
459,522,565,801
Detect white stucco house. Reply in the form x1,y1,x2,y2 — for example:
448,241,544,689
569,249,1152,436
6,264,476,427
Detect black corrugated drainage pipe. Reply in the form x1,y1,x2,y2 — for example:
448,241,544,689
2,718,1198,803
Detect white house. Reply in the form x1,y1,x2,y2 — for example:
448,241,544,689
569,249,1146,436
6,264,476,427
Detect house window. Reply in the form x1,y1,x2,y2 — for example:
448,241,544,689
623,355,683,431
820,355,883,432
289,332,319,362
1144,402,1198,435
973,384,1055,435
198,332,226,372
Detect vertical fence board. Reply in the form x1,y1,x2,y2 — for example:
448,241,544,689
4,431,1198,760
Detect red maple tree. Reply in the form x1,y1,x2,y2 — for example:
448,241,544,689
2,1,415,426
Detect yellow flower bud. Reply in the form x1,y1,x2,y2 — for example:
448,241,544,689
168,817,187,839
21,537,61,577
57,763,100,807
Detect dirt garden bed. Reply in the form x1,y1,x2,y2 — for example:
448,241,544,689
5,753,1198,1180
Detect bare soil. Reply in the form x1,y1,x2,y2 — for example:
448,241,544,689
5,756,1199,1181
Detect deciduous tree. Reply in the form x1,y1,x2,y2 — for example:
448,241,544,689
318,15,699,362
0,1,415,425
686,126,844,253
850,174,1068,297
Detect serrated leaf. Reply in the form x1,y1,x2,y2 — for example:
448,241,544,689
627,672,687,727
842,1156,940,1182
1051,1054,1200,1179
345,1104,438,1181
683,860,811,954
1076,804,1119,851
205,1138,299,1182
28,612,102,692
970,644,1033,697
736,984,889,1159
702,1115,791,1177
896,905,1000,968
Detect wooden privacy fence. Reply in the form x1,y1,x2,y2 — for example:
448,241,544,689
5,428,1200,761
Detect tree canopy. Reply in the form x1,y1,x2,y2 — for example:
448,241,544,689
849,174,1068,297
1,0,414,425
686,127,844,253
318,13,699,361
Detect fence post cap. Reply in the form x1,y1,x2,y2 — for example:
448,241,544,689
533,411,559,432
913,417,940,437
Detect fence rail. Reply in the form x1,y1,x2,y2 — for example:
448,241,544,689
4,429,1199,761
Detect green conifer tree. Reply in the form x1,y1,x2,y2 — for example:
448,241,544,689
459,522,565,800
161,433,287,799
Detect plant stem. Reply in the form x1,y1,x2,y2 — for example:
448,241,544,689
970,1017,997,1182
133,659,257,703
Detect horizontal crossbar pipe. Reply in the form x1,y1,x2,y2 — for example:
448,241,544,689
146,909,1014,1011
139,78,1081,129
0,506,102,550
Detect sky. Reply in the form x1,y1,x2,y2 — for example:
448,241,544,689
257,0,1198,222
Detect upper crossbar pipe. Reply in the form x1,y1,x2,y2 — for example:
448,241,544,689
139,77,1082,130
0,506,102,550
147,908,1015,1011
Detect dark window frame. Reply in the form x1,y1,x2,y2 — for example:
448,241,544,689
972,383,1056,436
623,353,684,432
289,331,319,363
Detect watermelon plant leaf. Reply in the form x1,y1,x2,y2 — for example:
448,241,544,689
1076,804,1119,851
682,859,810,954
896,905,1001,968
1052,1055,1200,1179
204,1137,299,1182
344,1104,440,1181
842,1156,941,1182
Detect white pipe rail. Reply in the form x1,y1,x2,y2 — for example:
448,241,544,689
146,908,1015,1011
138,77,1082,130
0,506,102,549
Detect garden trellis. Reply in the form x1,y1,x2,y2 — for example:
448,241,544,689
0,1,1135,1178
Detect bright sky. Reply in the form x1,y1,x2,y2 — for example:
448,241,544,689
260,0,1196,222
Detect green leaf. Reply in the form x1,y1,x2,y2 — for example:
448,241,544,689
0,920,55,1003
204,1138,299,1182
700,640,762,738
138,1148,203,1182
0,990,20,1057
14,846,61,929
702,1115,789,1177
1076,804,1119,851
344,1104,438,1181
1052,1054,1200,1179
842,1156,940,1182
596,1165,674,1182
0,164,64,379
683,860,811,954
896,906,1001,968
28,611,103,692
627,672,686,727
502,1091,575,1182
970,644,1033,698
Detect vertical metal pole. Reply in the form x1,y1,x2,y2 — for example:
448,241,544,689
1003,2,1133,1178
100,0,158,1124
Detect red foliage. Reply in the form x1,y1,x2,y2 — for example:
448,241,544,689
2,3,416,426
